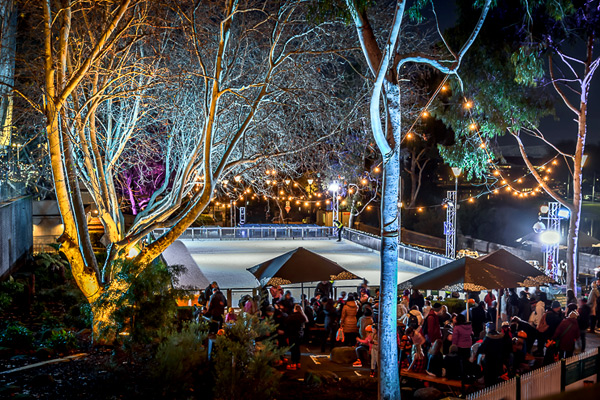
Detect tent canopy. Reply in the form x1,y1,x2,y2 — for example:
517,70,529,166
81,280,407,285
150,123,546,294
247,247,361,287
478,249,557,286
398,253,555,292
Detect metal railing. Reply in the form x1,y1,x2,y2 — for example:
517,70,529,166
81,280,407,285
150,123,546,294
154,226,335,240
155,225,451,270
33,235,60,254
0,181,25,203
343,228,451,269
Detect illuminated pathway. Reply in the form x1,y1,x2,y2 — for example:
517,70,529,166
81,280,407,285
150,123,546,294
164,238,429,290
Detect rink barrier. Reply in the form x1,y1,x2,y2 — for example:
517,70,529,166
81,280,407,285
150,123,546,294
155,226,452,271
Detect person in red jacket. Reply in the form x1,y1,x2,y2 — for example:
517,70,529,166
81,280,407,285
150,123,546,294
422,303,442,348
552,311,581,359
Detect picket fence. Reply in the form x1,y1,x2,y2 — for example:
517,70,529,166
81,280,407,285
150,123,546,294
467,347,598,400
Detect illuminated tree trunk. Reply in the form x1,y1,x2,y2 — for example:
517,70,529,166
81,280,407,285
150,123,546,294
566,106,587,295
343,1,490,397
379,143,401,400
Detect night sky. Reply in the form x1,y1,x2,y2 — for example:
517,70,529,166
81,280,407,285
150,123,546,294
436,1,600,146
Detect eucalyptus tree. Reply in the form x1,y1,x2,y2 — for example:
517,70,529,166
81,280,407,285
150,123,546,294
436,0,599,294
337,1,492,398
30,0,356,339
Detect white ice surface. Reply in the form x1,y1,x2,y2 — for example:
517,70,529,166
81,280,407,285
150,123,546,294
173,239,428,289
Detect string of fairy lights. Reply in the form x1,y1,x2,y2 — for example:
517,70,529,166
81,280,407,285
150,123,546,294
400,78,563,212
200,169,382,211
190,77,561,214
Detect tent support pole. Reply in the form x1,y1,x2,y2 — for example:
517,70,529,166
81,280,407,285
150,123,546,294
301,282,305,308
466,292,470,322
497,289,501,328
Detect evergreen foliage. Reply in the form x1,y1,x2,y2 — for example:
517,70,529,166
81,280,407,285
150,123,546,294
94,259,189,343
154,315,286,399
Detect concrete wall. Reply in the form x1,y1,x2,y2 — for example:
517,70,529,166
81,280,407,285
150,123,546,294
0,196,32,278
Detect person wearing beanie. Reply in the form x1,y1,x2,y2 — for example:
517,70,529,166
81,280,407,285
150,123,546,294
545,301,564,338
552,311,580,358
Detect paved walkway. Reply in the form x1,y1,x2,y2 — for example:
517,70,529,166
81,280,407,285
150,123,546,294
175,238,429,289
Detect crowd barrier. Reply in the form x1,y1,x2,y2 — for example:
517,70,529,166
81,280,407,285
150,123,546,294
157,225,452,271
467,347,599,400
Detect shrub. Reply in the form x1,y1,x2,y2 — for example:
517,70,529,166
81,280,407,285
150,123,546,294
42,328,77,353
154,322,211,393
0,279,25,314
154,316,285,399
0,323,34,349
213,314,286,400
95,260,190,343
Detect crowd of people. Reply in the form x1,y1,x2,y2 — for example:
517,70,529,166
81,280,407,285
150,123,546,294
193,279,600,385
393,285,600,386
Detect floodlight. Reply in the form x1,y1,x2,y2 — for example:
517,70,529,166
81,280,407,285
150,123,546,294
540,230,561,245
532,221,546,234
558,209,570,219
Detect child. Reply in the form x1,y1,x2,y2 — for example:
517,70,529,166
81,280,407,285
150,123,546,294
399,334,412,368
225,307,237,323
407,344,426,373
370,324,379,378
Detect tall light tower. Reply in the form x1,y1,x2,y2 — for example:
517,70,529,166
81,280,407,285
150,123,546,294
329,181,340,225
536,202,561,280
444,167,462,258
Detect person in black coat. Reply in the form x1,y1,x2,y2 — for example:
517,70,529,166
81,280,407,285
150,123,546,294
508,288,520,318
321,297,337,352
315,281,333,299
477,322,506,387
203,281,219,305
280,291,295,314
206,287,226,332
510,316,537,354
443,345,463,380
409,289,425,311
578,298,591,351
545,302,564,337
518,291,532,322
470,301,489,339
285,304,309,369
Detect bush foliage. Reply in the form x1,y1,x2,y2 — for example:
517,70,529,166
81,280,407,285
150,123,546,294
155,315,286,399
